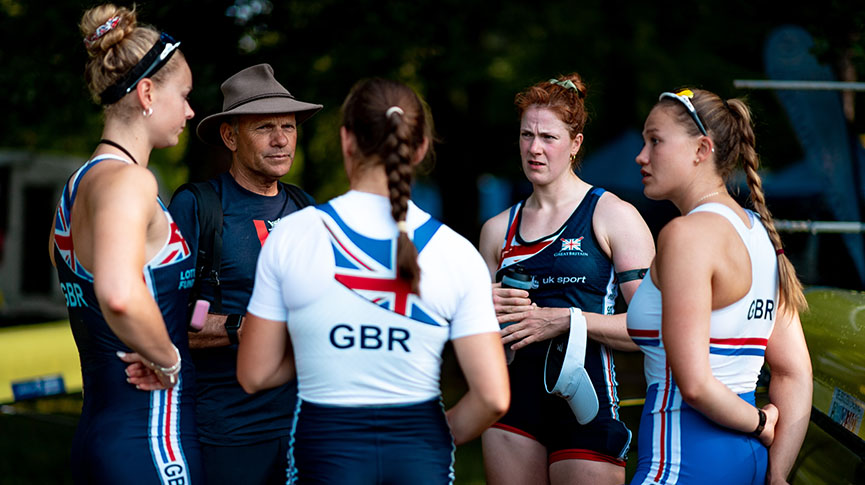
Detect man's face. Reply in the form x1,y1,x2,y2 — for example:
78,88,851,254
224,113,298,182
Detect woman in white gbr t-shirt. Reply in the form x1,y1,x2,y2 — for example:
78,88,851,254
237,78,509,485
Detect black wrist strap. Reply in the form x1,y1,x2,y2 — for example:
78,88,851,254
225,314,242,345
751,408,766,437
616,268,648,284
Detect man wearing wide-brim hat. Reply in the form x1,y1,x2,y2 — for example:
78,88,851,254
170,63,321,484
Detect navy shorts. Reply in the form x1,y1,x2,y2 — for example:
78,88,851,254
493,338,631,465
290,398,454,484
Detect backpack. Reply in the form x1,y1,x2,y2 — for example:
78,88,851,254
172,180,313,317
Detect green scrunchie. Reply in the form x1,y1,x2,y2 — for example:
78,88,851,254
549,78,579,92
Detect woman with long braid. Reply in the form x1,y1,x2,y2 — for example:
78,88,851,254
237,78,509,484
627,88,812,484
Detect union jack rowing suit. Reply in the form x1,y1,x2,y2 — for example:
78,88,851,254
492,187,631,466
627,203,776,485
54,155,201,484
248,190,499,484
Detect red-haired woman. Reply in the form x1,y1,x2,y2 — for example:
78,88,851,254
479,74,655,485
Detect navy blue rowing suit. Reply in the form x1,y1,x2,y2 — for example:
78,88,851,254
54,155,202,484
493,187,631,466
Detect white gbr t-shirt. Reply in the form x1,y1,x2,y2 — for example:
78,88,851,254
248,190,498,406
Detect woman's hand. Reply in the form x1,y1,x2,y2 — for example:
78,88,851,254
117,350,180,390
500,306,570,350
120,355,166,390
492,283,535,323
759,402,779,448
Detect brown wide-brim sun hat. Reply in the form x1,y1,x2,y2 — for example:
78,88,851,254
196,63,323,146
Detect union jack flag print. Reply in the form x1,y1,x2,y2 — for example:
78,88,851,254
497,201,565,271
156,220,192,266
149,197,193,267
317,204,446,327
560,237,584,251
54,201,93,280
54,167,191,279
54,162,96,280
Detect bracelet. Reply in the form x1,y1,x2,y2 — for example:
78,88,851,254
751,408,766,437
152,344,181,377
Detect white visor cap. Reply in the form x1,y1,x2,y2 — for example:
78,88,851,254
543,308,599,425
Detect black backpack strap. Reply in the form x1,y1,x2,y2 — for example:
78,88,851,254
172,181,224,314
280,182,315,209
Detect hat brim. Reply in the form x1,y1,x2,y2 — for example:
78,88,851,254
196,97,323,146
544,309,599,425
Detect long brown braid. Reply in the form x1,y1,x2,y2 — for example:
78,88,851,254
658,89,808,314
341,79,433,293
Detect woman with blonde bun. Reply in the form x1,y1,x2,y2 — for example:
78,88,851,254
49,4,200,483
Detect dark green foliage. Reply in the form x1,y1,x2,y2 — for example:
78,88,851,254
3,0,864,239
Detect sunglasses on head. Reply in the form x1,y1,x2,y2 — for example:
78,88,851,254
659,89,707,136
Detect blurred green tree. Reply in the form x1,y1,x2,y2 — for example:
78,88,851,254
3,0,864,240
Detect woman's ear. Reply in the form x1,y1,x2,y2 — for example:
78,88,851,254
340,126,357,179
136,78,155,111
696,136,715,164
570,133,584,159
340,126,356,161
412,136,430,165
